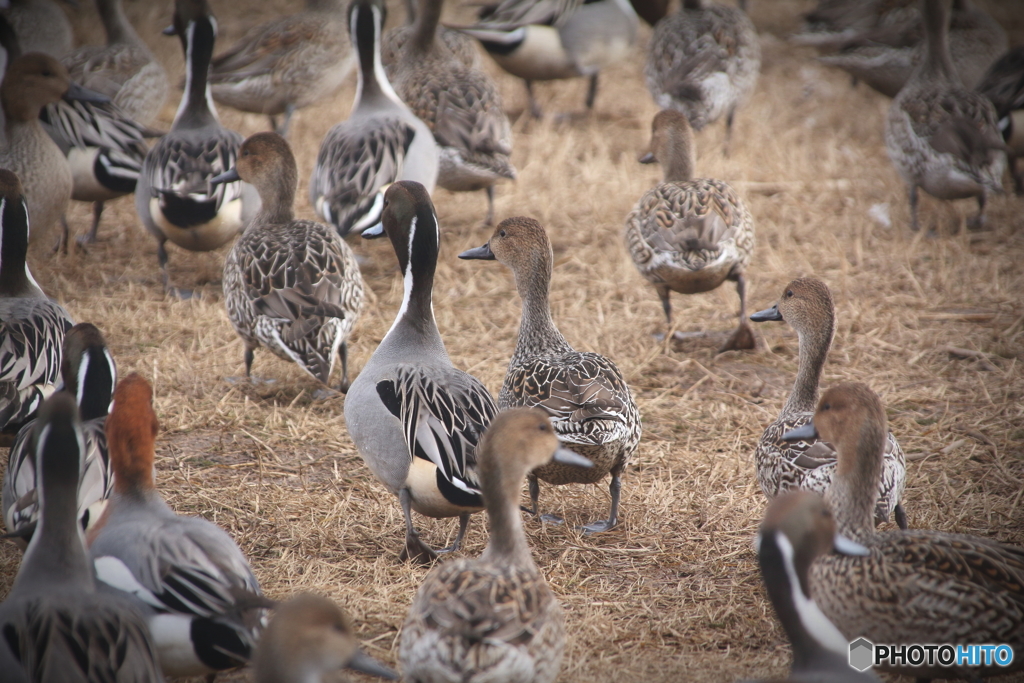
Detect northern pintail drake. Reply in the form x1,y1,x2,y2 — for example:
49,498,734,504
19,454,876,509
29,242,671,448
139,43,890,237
625,110,756,351
389,0,515,226
0,393,163,683
0,169,73,432
748,491,880,683
0,0,71,58
817,0,1007,99
59,0,169,126
135,0,259,296
345,181,498,564
1,53,108,248
977,45,1024,194
460,217,641,533
783,383,1024,680
254,593,398,683
400,408,590,683
4,322,116,546
449,0,639,119
884,0,1005,232
208,0,353,137
88,372,270,677
216,132,365,390
645,0,760,140
750,278,907,529
309,0,438,238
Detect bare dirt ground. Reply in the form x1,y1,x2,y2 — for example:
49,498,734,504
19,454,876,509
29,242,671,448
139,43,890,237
2,0,1023,681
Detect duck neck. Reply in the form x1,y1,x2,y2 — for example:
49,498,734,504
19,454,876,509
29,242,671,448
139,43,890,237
0,194,43,297
480,466,535,566
98,0,141,46
73,347,117,422
174,15,219,129
661,138,694,183
352,0,403,111
784,321,833,415
921,0,957,83
510,255,572,366
383,214,446,353
828,422,886,541
409,0,440,55
253,180,296,225
682,0,705,9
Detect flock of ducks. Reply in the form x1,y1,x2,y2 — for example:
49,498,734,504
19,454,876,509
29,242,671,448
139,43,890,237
0,0,1022,680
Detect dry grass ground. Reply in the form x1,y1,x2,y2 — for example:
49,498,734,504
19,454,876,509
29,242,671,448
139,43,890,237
2,0,1024,680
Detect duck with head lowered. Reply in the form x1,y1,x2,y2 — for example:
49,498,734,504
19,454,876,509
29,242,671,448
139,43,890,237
345,180,498,564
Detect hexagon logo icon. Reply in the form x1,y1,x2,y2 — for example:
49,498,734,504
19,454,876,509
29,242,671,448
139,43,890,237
849,637,874,671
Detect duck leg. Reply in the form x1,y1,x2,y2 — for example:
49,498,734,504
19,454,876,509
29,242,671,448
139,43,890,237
337,341,350,394
724,106,736,156
529,474,563,524
276,104,296,138
580,465,622,534
484,185,495,226
894,502,908,530
525,80,543,119
158,239,194,299
720,272,755,351
967,190,987,231
398,488,438,564
436,513,471,554
55,215,70,255
908,184,920,232
78,201,105,245
585,74,599,111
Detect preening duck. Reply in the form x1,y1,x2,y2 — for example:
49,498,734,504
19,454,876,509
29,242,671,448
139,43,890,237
345,181,498,564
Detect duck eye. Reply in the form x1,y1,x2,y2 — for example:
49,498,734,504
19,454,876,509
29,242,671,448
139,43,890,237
538,423,548,432
498,229,506,238
822,402,831,411
785,290,793,298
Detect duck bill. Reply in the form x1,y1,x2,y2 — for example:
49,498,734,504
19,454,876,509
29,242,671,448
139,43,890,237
834,532,870,556
64,82,109,104
162,24,176,35
638,151,656,164
781,422,818,442
209,168,240,187
750,304,782,322
552,447,592,468
362,222,385,239
347,649,399,680
458,243,495,260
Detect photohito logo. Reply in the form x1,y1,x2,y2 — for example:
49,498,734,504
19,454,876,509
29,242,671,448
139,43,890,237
848,638,1015,671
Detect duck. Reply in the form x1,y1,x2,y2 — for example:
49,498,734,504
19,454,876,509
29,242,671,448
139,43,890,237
3,322,116,546
254,593,399,683
88,372,271,677
624,109,756,351
0,169,73,433
0,393,163,683
817,0,1007,99
59,0,169,126
448,0,638,119
380,0,479,75
460,217,641,533
749,491,880,683
644,0,760,141
977,45,1024,195
749,278,907,529
208,0,353,137
214,132,365,391
0,0,72,59
388,0,515,226
309,0,438,238
0,53,108,248
135,0,259,297
783,383,1024,680
345,181,498,564
399,407,591,683
884,0,1005,232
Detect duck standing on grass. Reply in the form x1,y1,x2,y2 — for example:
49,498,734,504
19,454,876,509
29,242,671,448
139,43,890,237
461,217,641,533
214,132,364,392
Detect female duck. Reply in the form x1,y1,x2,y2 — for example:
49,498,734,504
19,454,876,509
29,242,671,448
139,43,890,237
625,109,755,350
750,277,906,528
345,181,498,564
4,323,116,545
89,373,270,677
214,132,364,391
135,0,258,296
461,217,641,533
400,408,590,683
309,0,438,237
784,383,1024,680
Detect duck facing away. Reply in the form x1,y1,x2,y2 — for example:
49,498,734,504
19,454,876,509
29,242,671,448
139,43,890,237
215,132,364,391
748,491,880,683
449,0,639,118
625,110,755,351
4,322,116,546
645,0,760,140
88,373,270,677
750,278,906,529
783,383,1024,680
389,0,516,225
0,169,73,433
135,0,259,296
209,0,353,137
309,0,438,238
884,0,1005,232
460,217,641,533
254,593,398,683
345,181,498,564
400,407,591,683
0,393,163,683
